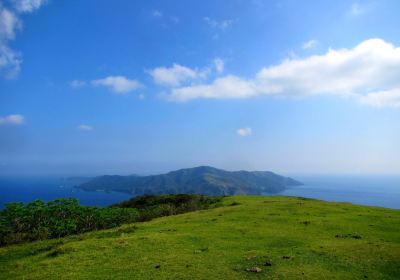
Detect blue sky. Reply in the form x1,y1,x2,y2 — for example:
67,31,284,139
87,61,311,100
0,0,399,176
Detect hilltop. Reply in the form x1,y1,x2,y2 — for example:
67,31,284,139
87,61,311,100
78,166,302,195
1,196,399,279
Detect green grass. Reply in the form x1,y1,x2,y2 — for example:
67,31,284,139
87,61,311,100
1,196,399,279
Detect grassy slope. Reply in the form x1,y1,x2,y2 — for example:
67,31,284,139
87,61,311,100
1,196,399,280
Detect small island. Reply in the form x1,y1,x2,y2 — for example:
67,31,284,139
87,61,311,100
78,166,302,196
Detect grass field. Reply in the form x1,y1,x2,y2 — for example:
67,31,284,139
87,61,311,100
1,196,399,279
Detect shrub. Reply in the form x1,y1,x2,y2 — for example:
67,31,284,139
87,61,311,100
112,194,222,221
0,198,139,246
0,194,222,246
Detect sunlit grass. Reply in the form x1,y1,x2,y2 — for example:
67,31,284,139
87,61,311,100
1,196,399,279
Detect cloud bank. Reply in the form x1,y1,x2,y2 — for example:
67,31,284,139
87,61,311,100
164,39,400,108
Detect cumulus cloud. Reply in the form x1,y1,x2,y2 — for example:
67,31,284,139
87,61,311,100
213,58,224,73
0,0,46,78
0,114,24,125
256,38,400,97
236,127,252,137
170,75,257,102
78,124,94,131
302,39,318,50
166,38,400,108
91,76,142,94
148,64,208,87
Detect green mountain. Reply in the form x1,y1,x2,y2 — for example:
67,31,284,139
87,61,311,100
78,166,302,195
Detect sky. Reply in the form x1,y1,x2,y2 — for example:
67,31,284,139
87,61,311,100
0,0,400,176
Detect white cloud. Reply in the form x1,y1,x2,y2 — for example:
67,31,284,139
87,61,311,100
166,38,400,108
13,0,46,13
70,80,86,88
256,38,400,97
148,64,208,87
0,114,24,125
236,127,252,137
0,8,21,40
358,88,400,108
204,17,233,31
91,76,142,94
302,39,318,50
0,44,22,78
78,124,94,131
0,1,46,78
0,7,22,78
170,75,257,102
213,58,224,73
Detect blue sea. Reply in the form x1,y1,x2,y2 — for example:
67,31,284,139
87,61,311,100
0,177,131,209
0,176,399,209
271,175,400,209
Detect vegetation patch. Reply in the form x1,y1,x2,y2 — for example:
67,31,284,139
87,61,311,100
0,199,140,246
0,194,222,246
113,194,222,222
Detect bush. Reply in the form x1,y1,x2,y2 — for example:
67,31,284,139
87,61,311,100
0,198,139,246
0,194,222,246
112,194,222,221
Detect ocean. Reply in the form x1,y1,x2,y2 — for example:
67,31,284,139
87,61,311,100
0,177,131,208
270,175,400,209
0,175,399,209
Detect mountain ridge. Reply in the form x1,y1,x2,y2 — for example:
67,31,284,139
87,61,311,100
78,166,302,196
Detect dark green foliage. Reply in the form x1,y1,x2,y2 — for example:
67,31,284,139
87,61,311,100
0,194,222,246
114,194,221,209
112,194,222,222
0,198,139,246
